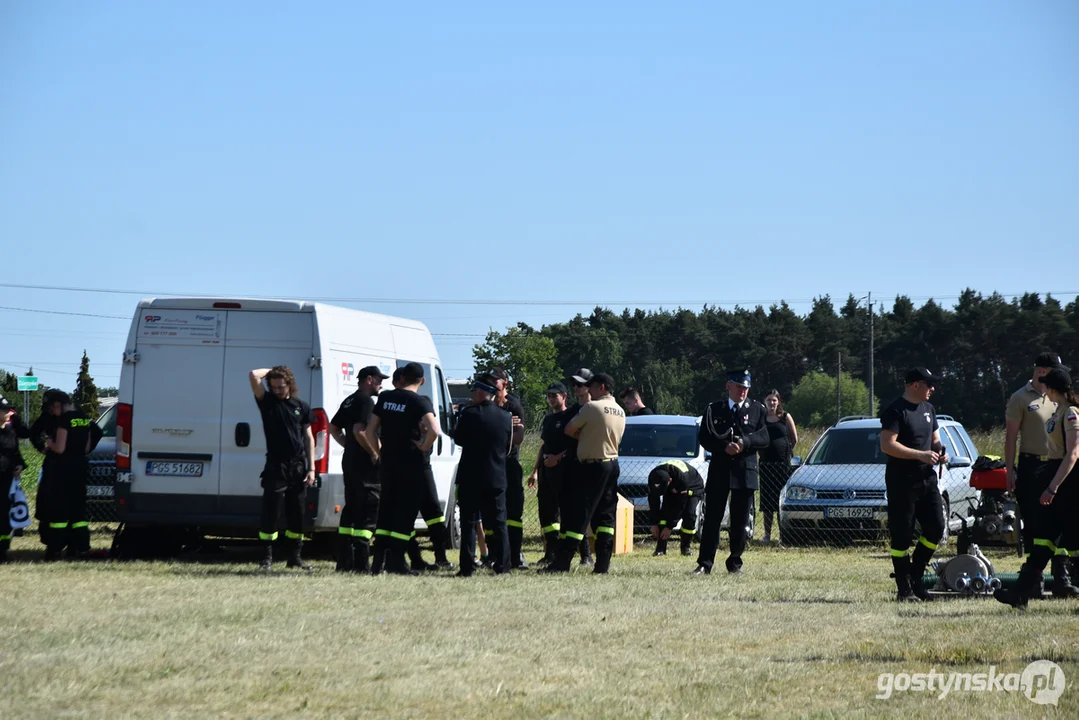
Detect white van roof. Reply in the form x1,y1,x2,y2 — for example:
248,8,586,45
137,297,429,331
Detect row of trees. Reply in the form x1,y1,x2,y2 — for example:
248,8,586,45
0,351,108,420
472,290,1079,429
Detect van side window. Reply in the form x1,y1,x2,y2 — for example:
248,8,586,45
435,366,453,434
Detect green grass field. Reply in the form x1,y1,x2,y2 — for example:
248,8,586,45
7,426,1055,719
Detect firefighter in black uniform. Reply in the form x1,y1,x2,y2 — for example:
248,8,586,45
383,368,455,573
879,367,948,601
249,366,316,572
46,397,104,559
694,370,769,575
453,375,513,575
648,460,705,557
363,362,440,576
1,394,28,562
32,390,70,559
528,382,570,565
996,366,1079,608
490,367,528,569
559,369,596,566
329,365,388,572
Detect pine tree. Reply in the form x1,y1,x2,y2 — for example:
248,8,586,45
72,350,100,418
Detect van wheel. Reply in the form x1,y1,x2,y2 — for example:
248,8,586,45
446,484,462,550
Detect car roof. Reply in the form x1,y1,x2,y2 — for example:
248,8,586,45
829,416,963,430
625,414,701,426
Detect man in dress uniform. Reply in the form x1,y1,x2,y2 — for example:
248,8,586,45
453,375,513,575
489,367,528,569
694,370,769,575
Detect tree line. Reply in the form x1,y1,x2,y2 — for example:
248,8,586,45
473,290,1079,430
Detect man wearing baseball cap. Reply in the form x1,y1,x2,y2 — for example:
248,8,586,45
528,381,571,565
694,370,769,575
880,366,948,601
329,365,389,572
1003,352,1076,597
557,368,598,567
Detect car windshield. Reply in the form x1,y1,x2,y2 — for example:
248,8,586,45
618,424,699,458
806,428,886,465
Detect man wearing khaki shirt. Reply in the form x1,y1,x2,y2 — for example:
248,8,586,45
1005,352,1069,596
541,372,626,575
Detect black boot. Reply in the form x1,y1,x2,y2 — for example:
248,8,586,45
653,538,668,557
259,543,273,571
539,538,574,573
44,545,64,562
386,545,418,576
908,544,935,602
995,559,1043,609
1051,555,1079,598
286,538,313,572
578,539,594,567
428,524,455,570
508,523,524,568
370,540,386,575
336,533,354,573
353,539,370,573
892,555,920,602
407,537,434,572
680,532,693,556
538,530,560,565
593,533,614,575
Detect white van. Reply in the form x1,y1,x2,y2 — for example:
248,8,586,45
114,298,461,543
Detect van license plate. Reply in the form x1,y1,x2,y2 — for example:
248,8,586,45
87,485,114,497
824,507,876,519
146,461,204,477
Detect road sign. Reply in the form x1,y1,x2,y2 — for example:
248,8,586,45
17,376,39,392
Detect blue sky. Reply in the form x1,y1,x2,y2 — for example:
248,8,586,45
2,1,1077,391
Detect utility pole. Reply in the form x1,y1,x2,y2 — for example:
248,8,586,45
868,291,874,418
836,351,842,423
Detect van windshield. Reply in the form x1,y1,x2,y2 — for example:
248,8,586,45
618,424,699,458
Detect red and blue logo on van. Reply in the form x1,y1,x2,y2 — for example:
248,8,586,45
341,363,354,380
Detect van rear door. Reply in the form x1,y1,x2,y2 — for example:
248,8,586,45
218,311,315,508
131,309,227,500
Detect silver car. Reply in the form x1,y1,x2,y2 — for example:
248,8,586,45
778,415,979,545
616,414,748,536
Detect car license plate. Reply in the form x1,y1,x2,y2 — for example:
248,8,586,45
146,461,204,477
86,485,114,497
824,506,876,519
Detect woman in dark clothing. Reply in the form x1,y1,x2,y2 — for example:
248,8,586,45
759,390,798,543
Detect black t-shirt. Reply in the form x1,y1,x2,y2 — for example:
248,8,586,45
58,410,102,462
562,403,584,460
540,410,571,457
373,389,434,464
497,394,527,461
331,390,377,473
631,407,655,417
880,396,937,475
256,393,313,462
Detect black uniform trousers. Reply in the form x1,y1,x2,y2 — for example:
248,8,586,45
1,469,16,556
37,456,90,553
337,461,380,570
373,457,426,573
655,493,703,535
555,458,592,560
505,457,525,562
555,459,620,572
259,456,308,544
697,468,754,572
1015,453,1047,554
1014,460,1079,596
886,467,945,586
458,486,510,574
537,462,564,550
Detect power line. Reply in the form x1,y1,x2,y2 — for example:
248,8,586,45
0,305,128,320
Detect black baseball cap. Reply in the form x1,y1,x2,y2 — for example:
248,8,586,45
1040,367,1073,393
488,367,509,382
357,365,390,381
571,368,594,384
588,372,615,391
400,362,424,380
0,394,12,411
1035,352,1069,371
905,367,941,387
546,382,568,395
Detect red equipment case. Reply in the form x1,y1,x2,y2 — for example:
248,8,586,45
970,468,1007,490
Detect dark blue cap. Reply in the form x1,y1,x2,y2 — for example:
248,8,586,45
471,379,498,395
726,370,752,388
